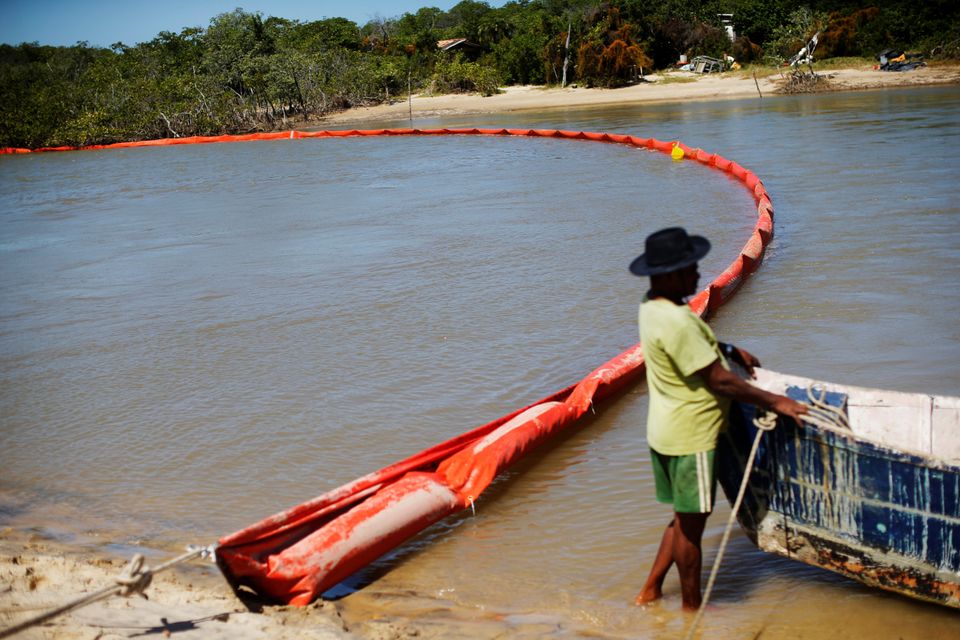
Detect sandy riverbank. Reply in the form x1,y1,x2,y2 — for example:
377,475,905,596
0,528,555,639
0,529,357,639
319,63,960,125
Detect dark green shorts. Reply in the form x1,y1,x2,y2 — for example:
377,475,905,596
650,448,717,514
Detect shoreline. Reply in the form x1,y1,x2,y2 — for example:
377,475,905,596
0,527,370,639
317,63,960,126
0,526,561,639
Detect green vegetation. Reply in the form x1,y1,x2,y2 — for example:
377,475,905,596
2,1,958,148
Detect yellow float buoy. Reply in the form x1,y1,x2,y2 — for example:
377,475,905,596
671,143,684,161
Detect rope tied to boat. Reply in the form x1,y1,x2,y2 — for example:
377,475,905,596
686,387,850,639
752,409,779,432
0,544,215,639
684,408,778,640
801,384,851,431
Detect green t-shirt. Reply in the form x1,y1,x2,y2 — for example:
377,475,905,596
639,296,730,455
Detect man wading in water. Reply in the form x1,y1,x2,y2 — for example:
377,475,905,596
629,227,807,611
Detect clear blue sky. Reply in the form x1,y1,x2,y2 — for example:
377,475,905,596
1,0,489,47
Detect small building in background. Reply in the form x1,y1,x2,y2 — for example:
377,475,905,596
436,38,484,60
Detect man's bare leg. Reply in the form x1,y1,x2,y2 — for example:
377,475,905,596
635,520,675,604
673,511,709,611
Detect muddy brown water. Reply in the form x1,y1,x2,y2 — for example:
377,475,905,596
2,86,958,638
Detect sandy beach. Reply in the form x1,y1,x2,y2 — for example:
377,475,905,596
0,527,553,638
2,63,959,640
320,63,960,126
0,528,357,639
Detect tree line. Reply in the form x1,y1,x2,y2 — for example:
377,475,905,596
2,0,958,148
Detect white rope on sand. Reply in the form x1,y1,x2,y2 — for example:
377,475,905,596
0,545,214,639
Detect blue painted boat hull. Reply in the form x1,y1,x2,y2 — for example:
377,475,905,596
718,383,960,608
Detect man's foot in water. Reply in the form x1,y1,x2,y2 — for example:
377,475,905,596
634,587,662,605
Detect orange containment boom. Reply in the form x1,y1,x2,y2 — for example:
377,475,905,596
2,129,775,604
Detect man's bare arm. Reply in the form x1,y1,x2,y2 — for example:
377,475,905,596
698,359,808,424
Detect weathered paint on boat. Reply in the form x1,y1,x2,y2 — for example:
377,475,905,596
719,369,960,608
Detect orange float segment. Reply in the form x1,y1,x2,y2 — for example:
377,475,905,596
728,161,749,180
439,337,651,503
758,195,774,216
562,342,647,414
582,131,612,142
706,283,722,312
755,209,774,239
708,254,751,313
218,471,463,605
740,231,766,266
688,288,710,317
712,154,732,171
694,149,715,165
650,138,673,153
438,402,565,499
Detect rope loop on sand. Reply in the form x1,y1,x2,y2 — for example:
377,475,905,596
114,554,152,597
0,545,209,639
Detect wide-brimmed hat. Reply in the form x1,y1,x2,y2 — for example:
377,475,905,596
629,227,710,276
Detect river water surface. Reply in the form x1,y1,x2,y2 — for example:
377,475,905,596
2,86,958,638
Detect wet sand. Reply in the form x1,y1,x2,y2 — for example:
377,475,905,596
0,528,355,639
319,63,960,126
0,528,553,639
